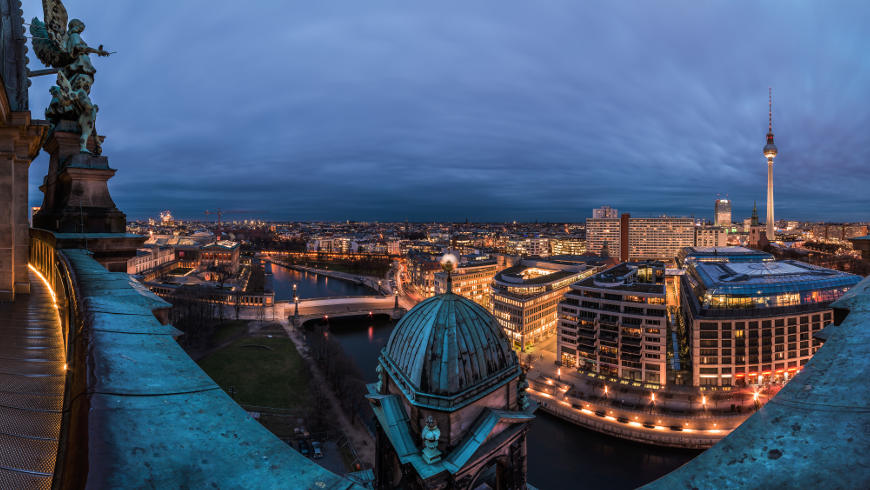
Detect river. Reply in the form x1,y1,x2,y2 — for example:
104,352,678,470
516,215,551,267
325,316,700,489
267,262,699,488
266,262,375,300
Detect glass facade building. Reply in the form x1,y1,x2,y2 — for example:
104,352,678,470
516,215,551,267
682,258,861,387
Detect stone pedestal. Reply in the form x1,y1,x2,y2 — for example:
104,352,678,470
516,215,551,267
33,125,126,233
31,123,143,271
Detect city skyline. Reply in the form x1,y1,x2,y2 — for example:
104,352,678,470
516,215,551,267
23,1,870,222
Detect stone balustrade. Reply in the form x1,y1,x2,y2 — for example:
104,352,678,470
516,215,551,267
30,236,360,489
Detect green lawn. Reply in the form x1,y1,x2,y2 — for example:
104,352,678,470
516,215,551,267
197,336,310,410
212,320,249,345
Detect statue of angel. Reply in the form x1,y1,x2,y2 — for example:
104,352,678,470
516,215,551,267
31,0,111,154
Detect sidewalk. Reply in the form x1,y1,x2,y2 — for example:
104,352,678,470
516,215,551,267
277,319,375,467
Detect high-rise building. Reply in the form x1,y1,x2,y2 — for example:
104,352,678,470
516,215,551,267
714,199,732,226
763,89,778,241
628,217,695,261
557,261,668,386
585,218,621,257
587,215,696,261
592,205,619,219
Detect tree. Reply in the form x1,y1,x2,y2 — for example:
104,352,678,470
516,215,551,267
232,288,244,320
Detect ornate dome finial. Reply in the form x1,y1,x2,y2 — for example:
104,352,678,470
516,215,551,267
440,253,458,292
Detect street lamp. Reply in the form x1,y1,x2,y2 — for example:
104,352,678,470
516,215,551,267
293,295,299,322
394,289,399,309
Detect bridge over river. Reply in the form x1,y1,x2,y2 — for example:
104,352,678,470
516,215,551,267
274,295,405,326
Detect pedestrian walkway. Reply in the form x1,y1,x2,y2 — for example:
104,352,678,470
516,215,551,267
0,270,66,489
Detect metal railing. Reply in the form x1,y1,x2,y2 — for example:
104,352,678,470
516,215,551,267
29,231,84,488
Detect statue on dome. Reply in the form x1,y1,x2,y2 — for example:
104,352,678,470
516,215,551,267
420,416,442,464
517,370,531,411
375,364,385,393
31,0,112,154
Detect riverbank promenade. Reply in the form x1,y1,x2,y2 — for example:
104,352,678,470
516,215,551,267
525,336,778,447
0,270,65,489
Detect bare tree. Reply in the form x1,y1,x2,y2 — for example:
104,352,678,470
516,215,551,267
232,288,244,320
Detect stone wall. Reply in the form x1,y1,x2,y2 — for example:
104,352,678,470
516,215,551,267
0,1,43,300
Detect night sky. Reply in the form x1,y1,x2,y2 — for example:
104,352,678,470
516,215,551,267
23,1,870,222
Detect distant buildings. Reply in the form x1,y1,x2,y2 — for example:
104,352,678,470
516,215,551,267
746,202,768,250
127,246,175,275
849,235,870,260
714,199,732,227
506,237,550,257
558,261,668,386
811,223,869,241
492,257,597,351
550,237,587,256
694,225,728,248
406,251,442,295
434,259,498,310
681,253,860,387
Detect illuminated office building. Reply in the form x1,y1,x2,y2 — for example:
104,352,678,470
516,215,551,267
434,260,498,310
492,258,595,351
550,237,587,256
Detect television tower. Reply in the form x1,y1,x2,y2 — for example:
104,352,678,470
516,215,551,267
762,88,778,241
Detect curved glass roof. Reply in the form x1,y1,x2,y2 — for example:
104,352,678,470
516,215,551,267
691,260,861,297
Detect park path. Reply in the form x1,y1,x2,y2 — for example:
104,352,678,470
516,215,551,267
276,319,376,467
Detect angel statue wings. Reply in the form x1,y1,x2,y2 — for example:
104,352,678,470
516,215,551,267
31,0,112,154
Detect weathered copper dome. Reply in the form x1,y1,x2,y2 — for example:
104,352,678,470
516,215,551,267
381,293,518,410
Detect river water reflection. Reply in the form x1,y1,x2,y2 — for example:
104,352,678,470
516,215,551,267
325,316,700,490
267,262,374,301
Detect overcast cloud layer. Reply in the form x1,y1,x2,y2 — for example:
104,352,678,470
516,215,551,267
23,1,870,222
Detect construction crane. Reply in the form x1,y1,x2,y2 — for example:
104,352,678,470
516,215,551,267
204,209,259,239
204,209,224,239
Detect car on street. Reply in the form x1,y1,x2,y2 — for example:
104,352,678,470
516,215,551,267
311,441,323,459
298,439,311,456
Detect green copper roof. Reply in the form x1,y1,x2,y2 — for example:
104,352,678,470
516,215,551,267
382,293,518,409
366,390,533,480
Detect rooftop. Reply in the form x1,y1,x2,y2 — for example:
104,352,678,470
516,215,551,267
575,261,665,294
678,246,775,264
691,260,861,298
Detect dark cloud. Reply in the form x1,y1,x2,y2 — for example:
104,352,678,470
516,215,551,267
24,1,870,222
